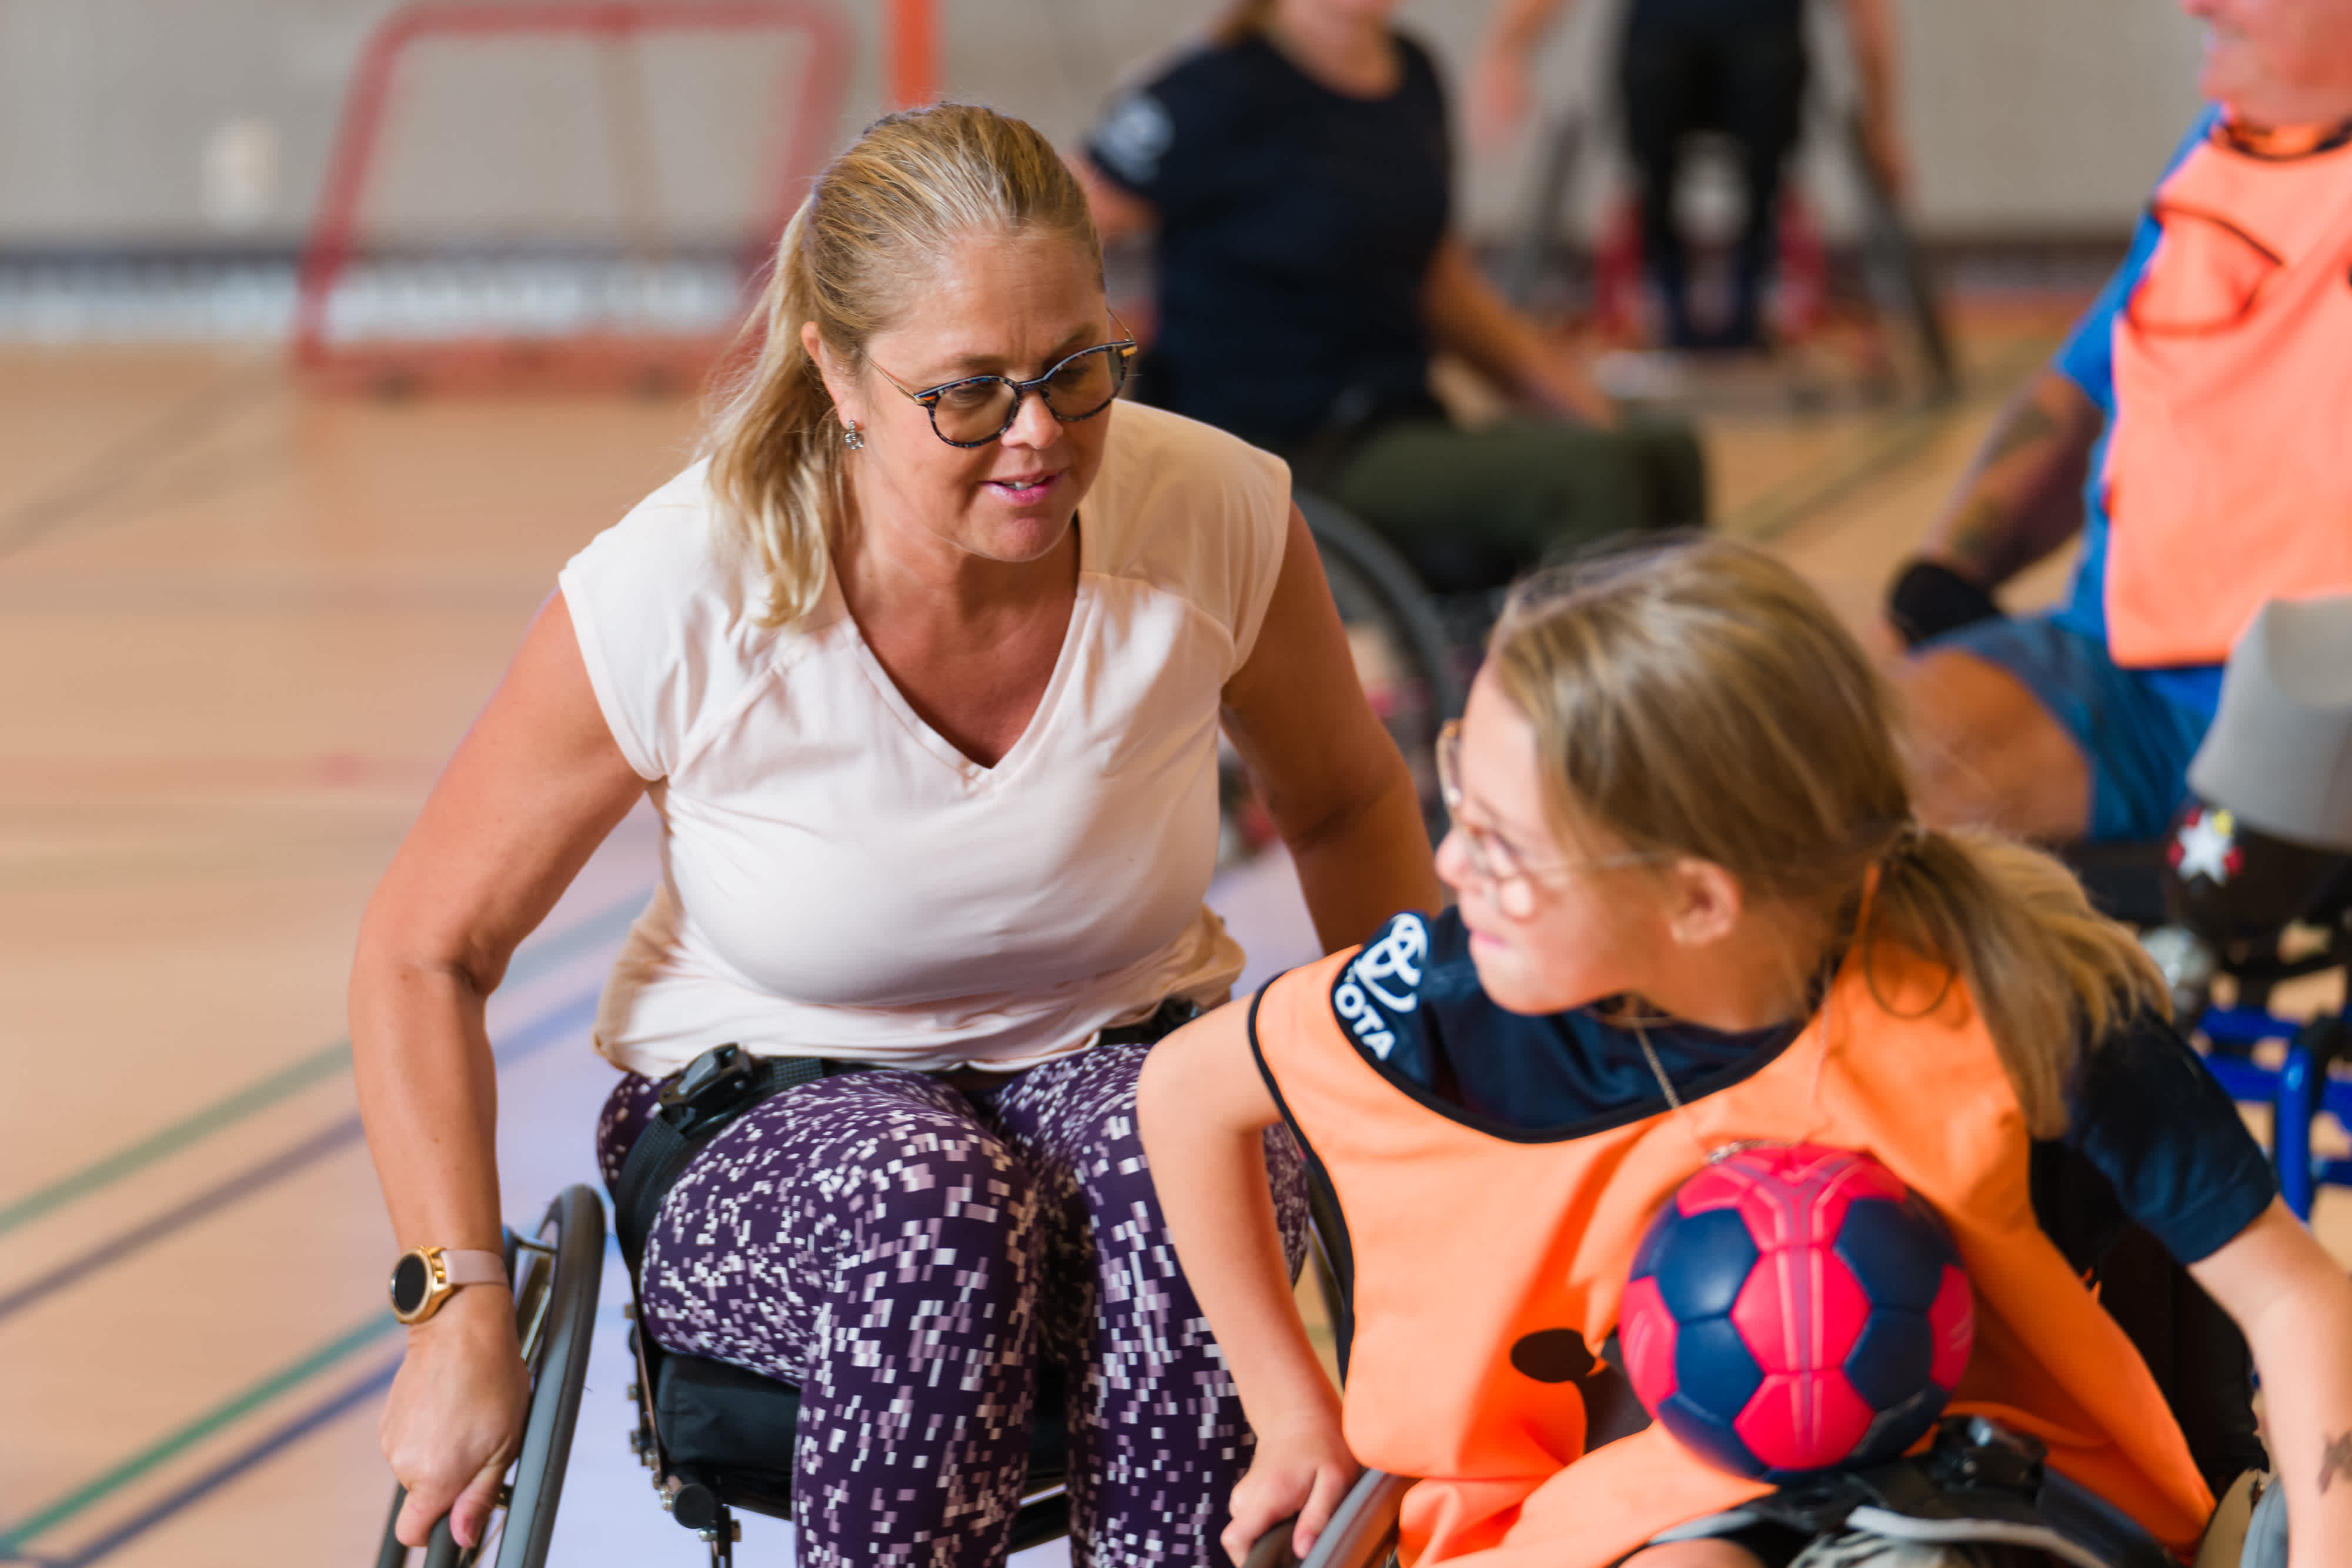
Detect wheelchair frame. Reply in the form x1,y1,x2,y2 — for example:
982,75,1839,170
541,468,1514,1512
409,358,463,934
2068,841,2352,1221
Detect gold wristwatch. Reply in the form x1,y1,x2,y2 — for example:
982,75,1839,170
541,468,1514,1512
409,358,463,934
387,1246,508,1325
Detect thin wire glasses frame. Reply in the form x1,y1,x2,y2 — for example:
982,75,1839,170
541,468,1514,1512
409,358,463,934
868,316,1141,447
1435,718,1655,915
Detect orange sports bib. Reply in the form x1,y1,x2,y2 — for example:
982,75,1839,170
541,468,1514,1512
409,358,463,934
1252,934,2213,1566
2102,129,2352,668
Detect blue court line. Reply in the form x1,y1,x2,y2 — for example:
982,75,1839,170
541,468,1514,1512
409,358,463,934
38,1359,402,1568
0,989,602,1329
0,1315,401,1556
0,894,640,1238
0,984,607,1553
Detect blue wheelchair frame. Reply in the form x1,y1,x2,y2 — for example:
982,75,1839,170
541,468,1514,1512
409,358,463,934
2198,1000,2351,1219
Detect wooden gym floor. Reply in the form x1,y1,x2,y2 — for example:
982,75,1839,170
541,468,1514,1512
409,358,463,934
1,315,2343,1566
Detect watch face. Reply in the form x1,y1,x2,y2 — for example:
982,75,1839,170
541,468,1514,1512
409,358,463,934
391,1252,432,1315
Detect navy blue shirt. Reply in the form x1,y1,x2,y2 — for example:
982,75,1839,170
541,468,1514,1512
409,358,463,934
1084,30,1451,451
1305,910,2276,1265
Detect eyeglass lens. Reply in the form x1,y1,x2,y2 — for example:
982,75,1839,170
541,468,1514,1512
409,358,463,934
1435,723,1524,888
930,344,1127,445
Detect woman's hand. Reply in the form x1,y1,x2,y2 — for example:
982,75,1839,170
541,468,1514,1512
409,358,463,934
1221,1405,1362,1565
380,1287,531,1549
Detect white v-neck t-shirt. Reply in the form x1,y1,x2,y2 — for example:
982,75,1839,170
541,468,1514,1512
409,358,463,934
559,402,1292,1078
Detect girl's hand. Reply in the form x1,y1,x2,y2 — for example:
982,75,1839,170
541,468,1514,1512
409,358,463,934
1221,1408,1361,1566
379,1287,530,1549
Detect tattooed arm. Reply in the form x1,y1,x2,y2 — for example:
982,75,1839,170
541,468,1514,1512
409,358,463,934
1915,367,2104,588
2190,1198,2352,1563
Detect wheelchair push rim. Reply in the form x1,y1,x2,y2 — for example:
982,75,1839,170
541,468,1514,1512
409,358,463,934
372,1183,604,1568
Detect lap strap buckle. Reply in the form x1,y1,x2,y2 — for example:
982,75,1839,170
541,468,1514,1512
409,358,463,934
656,1044,762,1138
617,1045,827,1275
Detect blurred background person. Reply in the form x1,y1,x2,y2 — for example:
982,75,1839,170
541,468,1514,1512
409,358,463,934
1884,0,2352,844
1074,0,1707,598
1469,0,1907,351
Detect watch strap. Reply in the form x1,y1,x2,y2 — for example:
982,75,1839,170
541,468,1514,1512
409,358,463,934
437,1248,507,1288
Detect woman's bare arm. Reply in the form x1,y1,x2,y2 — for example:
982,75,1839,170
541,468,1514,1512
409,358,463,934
353,590,645,1548
1139,1002,1358,1562
1222,503,1442,951
1421,236,1614,426
2189,1198,2352,1563
1070,153,1158,248
1466,0,1576,148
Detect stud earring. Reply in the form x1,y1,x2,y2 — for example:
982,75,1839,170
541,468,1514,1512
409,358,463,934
842,419,865,452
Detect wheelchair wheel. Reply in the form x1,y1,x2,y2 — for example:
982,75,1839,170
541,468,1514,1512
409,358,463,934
1298,492,1468,846
371,1184,605,1568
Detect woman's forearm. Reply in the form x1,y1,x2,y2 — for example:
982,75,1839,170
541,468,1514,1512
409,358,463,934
1422,238,1611,425
1285,764,1440,954
352,946,507,1252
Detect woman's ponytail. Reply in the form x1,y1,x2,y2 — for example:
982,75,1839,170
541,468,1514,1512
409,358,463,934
706,199,844,626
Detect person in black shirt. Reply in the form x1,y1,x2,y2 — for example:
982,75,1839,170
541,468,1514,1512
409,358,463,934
1470,0,1907,351
1079,0,1706,596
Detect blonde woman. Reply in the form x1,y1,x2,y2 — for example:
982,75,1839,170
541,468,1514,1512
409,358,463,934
1141,538,2352,1566
353,104,1437,1566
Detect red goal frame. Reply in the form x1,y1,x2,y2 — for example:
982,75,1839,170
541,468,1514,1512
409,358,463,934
295,1,851,395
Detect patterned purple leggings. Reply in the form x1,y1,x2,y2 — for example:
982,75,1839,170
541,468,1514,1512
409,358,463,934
595,1042,1309,1567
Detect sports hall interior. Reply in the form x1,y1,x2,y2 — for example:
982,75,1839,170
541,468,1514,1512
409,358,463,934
1,1,2342,1565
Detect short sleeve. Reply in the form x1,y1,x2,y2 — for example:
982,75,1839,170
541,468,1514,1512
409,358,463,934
1084,42,1246,215
555,463,761,781
1085,402,1292,677
2061,1011,2277,1263
1086,86,1179,199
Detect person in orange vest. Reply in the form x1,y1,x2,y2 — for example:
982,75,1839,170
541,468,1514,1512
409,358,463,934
1137,539,2352,1566
1886,0,2352,845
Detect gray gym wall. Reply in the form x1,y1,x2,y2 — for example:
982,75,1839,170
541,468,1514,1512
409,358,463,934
0,0,2207,253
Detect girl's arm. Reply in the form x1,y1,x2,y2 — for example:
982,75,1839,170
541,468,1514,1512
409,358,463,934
2189,1198,2352,1564
1222,503,1441,951
1420,236,1615,426
1138,1002,1360,1563
353,591,646,1549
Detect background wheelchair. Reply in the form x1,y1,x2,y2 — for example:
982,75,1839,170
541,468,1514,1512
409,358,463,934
2066,595,2352,1223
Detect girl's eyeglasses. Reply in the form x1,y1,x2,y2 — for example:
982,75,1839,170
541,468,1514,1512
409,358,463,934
1435,719,1652,917
869,320,1140,447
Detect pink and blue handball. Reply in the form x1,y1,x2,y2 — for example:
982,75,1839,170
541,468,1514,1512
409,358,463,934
1619,1144,1975,1480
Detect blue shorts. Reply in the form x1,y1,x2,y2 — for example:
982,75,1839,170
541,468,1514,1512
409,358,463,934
1925,613,2214,842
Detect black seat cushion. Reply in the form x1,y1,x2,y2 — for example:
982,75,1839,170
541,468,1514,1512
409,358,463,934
654,1350,1071,1483
656,1352,801,1469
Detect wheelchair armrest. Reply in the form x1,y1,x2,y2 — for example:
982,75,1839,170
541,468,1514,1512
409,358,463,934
1240,1471,1413,1568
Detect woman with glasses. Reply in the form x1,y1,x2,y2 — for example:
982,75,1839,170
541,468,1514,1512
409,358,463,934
352,103,1438,1567
1078,0,1707,596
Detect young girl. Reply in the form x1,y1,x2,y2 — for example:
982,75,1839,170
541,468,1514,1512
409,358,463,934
1138,537,2352,1567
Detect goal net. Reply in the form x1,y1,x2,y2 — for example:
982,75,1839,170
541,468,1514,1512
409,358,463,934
295,1,850,395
